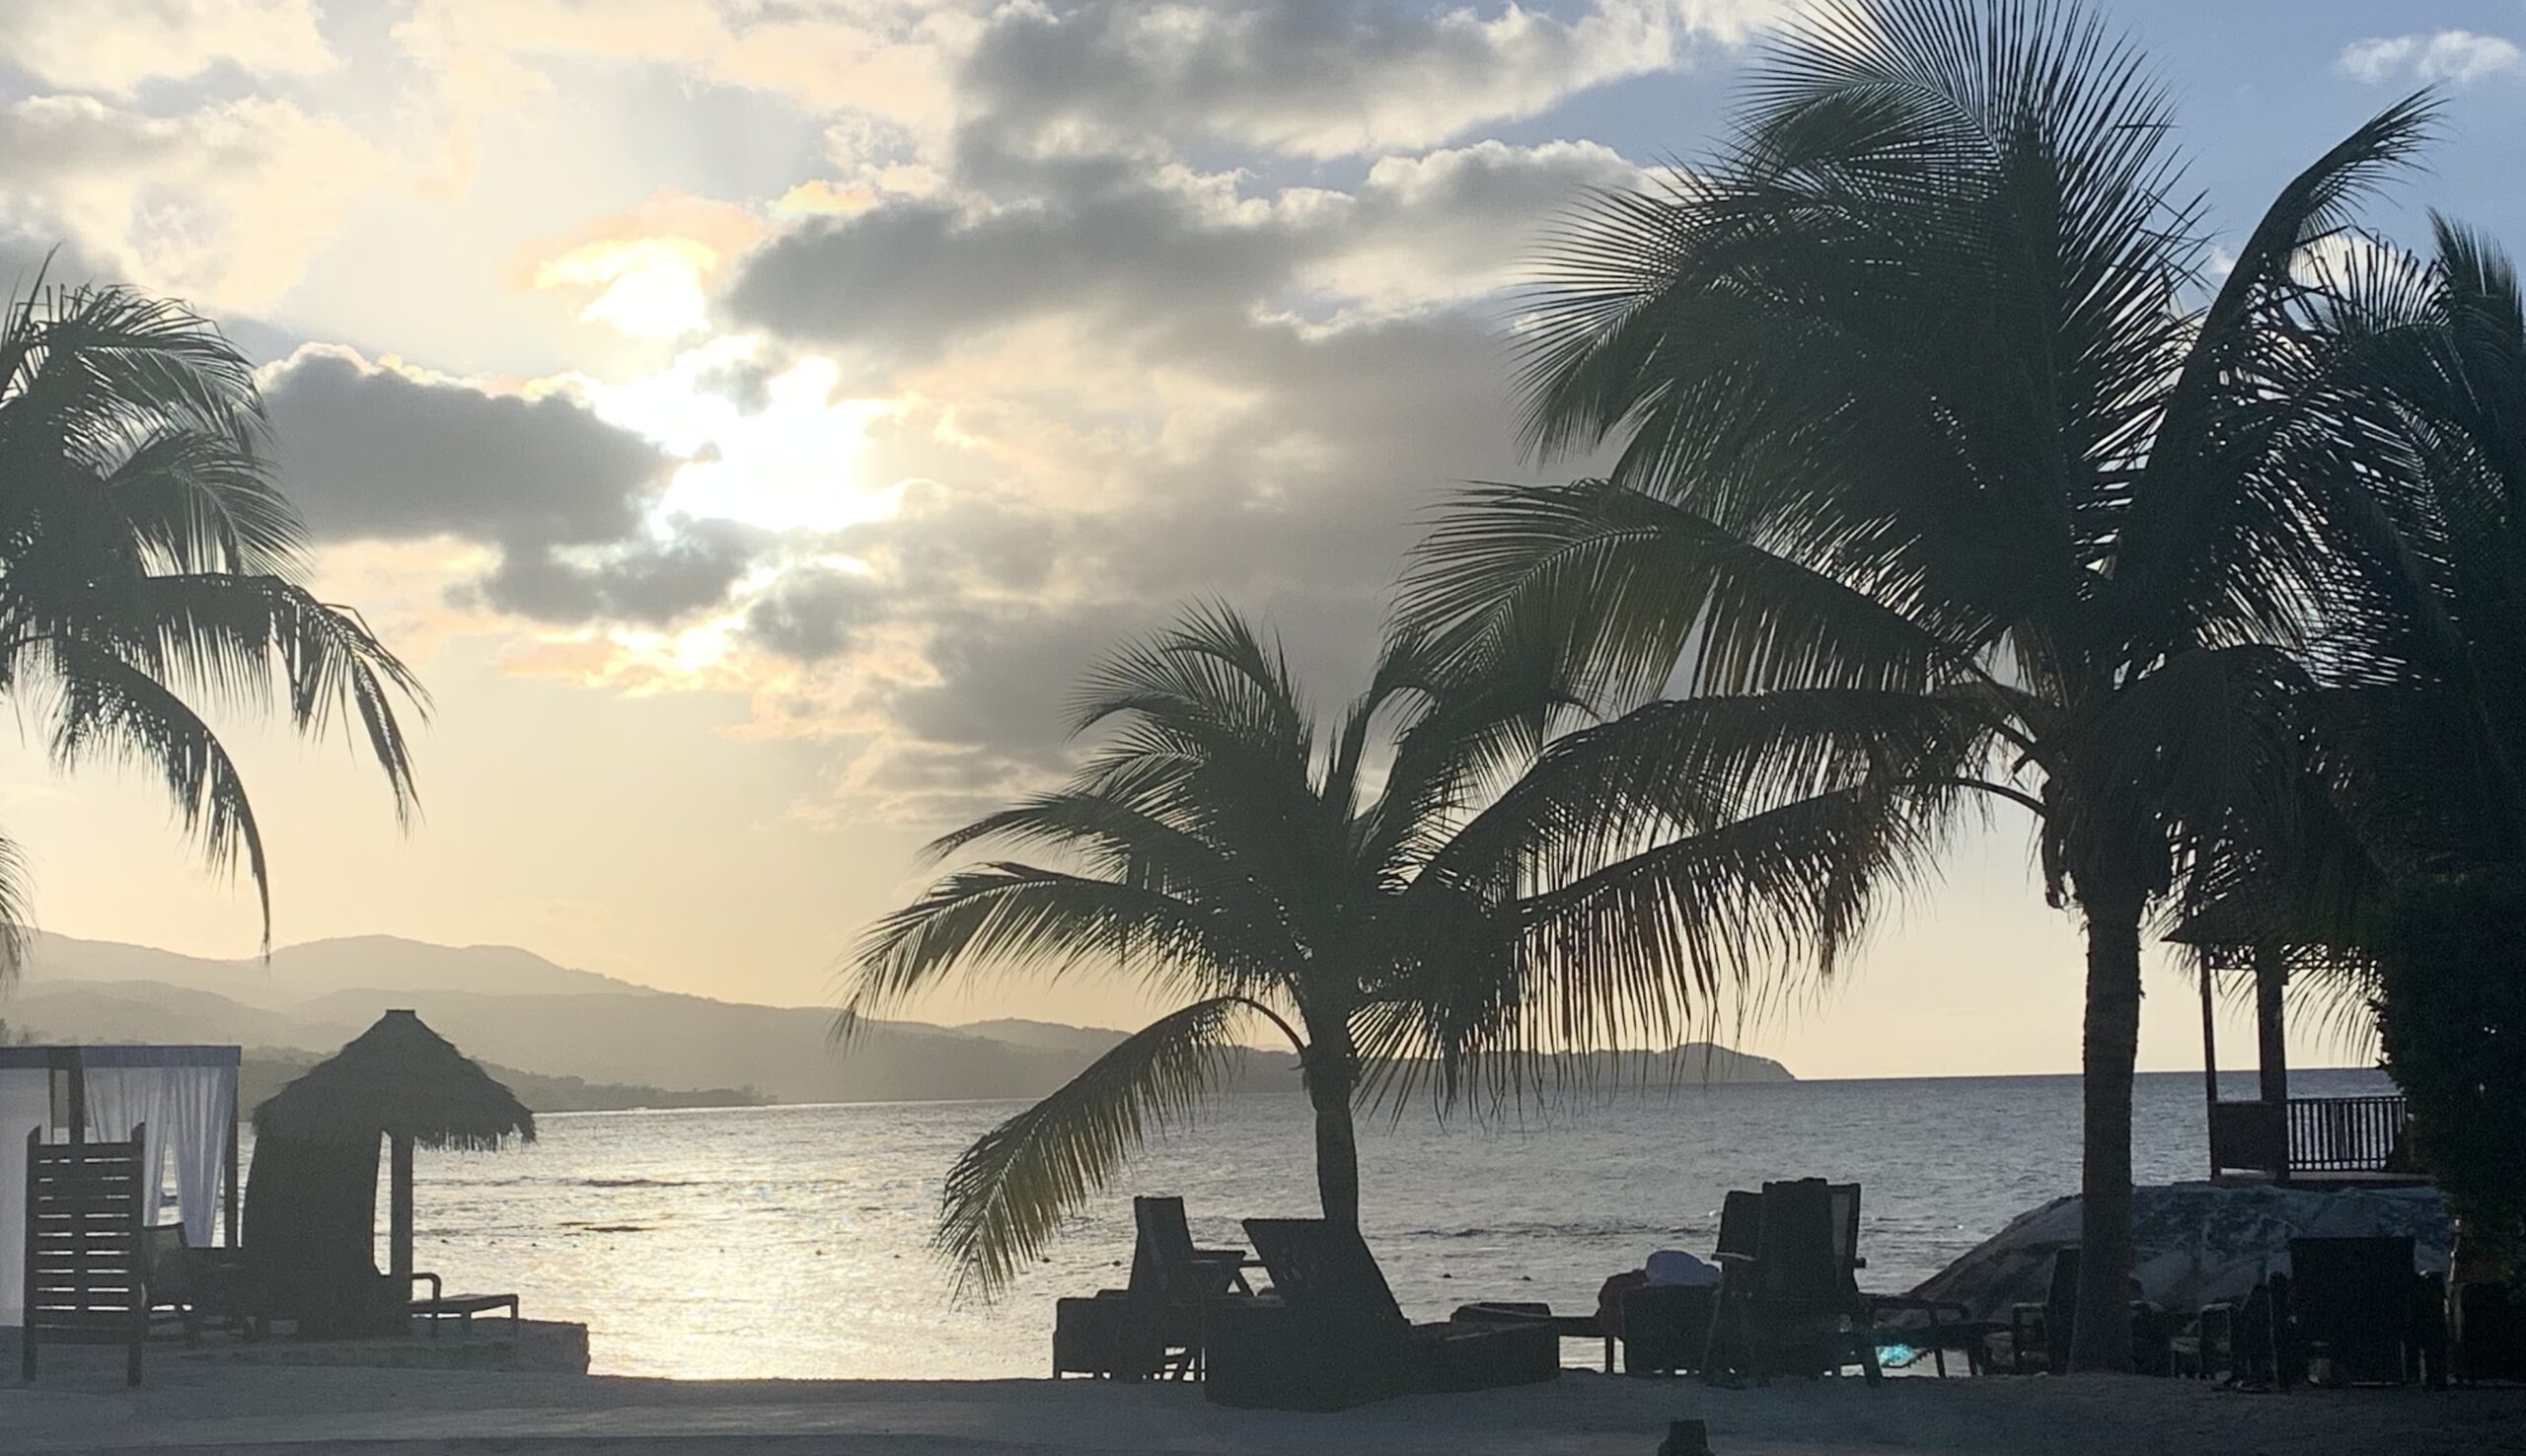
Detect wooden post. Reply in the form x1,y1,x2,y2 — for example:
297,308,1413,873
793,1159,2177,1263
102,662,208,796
2199,961,2220,1180
389,1132,414,1283
223,1095,242,1248
2255,943,2289,1106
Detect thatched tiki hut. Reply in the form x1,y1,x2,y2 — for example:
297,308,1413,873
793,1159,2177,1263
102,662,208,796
247,1010,532,1334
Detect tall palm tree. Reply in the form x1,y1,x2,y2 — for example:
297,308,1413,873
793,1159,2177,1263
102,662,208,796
844,605,1900,1296
2294,220,2526,1258
1405,0,2430,1369
0,280,425,976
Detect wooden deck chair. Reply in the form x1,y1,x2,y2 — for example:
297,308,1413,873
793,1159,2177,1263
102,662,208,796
1206,1218,1555,1410
1821,1183,1981,1375
1705,1179,1883,1386
21,1127,150,1386
2286,1236,2446,1386
1054,1196,1252,1380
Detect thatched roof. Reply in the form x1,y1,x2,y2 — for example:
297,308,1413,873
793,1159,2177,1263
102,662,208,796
254,1009,535,1150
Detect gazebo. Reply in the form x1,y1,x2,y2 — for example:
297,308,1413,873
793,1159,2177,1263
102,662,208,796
2169,891,2423,1190
247,1010,532,1333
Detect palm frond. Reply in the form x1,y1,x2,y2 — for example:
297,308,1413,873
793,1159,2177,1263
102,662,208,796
935,994,1260,1299
37,636,270,941
841,866,1271,1039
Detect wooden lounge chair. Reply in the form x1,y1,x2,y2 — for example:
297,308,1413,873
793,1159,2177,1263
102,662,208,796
21,1128,149,1386
1618,1190,1757,1376
408,1273,522,1337
2007,1246,2174,1375
1053,1196,1252,1380
1703,1179,1883,1385
2284,1236,2446,1387
1824,1184,1986,1376
1206,1218,1557,1411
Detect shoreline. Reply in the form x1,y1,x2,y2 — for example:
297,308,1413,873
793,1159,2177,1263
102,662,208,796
6,1356,2524,1455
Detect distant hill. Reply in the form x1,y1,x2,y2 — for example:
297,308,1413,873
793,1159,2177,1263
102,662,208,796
3,932,1791,1105
18,932,648,1008
237,1046,765,1117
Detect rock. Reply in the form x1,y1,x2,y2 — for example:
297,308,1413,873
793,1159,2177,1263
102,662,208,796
1909,1182,2451,1319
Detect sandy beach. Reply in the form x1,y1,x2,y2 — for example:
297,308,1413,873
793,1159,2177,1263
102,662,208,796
6,1353,2524,1456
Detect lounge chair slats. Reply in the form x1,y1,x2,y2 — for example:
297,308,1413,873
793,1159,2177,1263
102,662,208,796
20,1126,150,1385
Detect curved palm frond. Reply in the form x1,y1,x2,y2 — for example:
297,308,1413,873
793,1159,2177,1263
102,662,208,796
38,636,269,932
0,280,426,969
936,995,1271,1299
842,866,1275,1039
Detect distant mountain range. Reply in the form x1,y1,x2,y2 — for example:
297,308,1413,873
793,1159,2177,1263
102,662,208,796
2,933,1792,1112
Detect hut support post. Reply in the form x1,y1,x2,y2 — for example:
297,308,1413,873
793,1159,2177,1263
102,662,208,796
390,1132,414,1283
2254,943,2289,1106
223,1106,241,1246
2199,962,2220,1180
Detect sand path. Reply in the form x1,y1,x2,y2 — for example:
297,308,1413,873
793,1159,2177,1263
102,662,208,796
5,1353,2522,1455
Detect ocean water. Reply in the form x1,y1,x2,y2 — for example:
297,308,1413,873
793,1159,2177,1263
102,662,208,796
348,1067,2393,1379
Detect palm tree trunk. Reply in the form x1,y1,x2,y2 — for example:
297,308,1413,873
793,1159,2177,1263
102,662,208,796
2067,884,2145,1373
1310,1081,1362,1225
1300,1022,1362,1225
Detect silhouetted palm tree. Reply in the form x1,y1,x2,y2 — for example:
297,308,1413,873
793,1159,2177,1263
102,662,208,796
845,605,1889,1295
1406,0,2431,1369
0,280,425,975
2313,218,2526,885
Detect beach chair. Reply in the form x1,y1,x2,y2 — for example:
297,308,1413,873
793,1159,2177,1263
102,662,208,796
1703,1179,1884,1385
1618,1191,1756,1375
137,1223,207,1345
1205,1218,1556,1411
1824,1184,1985,1375
1053,1196,1252,1380
2007,1246,2173,1375
2284,1236,2446,1386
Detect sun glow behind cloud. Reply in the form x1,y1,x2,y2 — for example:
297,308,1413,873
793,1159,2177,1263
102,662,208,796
534,236,720,338
587,342,907,536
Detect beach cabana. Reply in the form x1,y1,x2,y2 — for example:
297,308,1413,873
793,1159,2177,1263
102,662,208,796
1,1044,241,1328
248,1010,531,1333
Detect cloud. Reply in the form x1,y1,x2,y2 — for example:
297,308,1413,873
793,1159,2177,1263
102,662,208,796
723,138,1642,364
260,344,674,550
478,518,772,627
0,95,375,311
741,565,889,662
2339,31,2521,86
259,344,787,628
0,0,334,94
956,0,1774,161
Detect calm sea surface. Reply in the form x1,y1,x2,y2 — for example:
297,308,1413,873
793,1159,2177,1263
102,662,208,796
314,1067,2392,1379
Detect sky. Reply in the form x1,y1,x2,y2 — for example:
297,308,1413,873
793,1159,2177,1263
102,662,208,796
1,0,2521,1080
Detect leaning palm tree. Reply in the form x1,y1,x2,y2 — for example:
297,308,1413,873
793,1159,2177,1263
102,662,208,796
0,279,425,976
844,605,1915,1296
1406,0,2430,1369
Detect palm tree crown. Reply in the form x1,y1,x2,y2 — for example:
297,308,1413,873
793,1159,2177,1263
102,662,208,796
846,605,1857,1297
1406,0,2432,1369
0,280,426,973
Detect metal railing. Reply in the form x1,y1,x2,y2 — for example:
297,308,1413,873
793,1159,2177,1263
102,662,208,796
2286,1094,2412,1175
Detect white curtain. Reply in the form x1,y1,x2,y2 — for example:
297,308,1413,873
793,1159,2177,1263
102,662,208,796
83,1065,175,1224
85,1062,236,1242
165,1064,235,1244
0,1065,49,1325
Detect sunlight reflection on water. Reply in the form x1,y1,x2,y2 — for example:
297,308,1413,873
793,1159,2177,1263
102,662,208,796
305,1067,2391,1378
